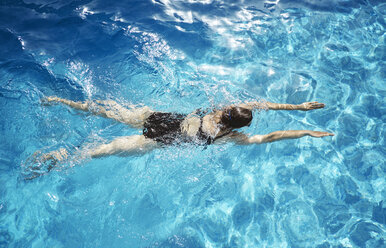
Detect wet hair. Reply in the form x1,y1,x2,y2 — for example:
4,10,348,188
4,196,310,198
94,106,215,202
221,107,252,129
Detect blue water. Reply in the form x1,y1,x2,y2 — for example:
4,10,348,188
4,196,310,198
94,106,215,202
0,0,385,247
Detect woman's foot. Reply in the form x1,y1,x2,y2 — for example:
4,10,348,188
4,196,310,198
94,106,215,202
23,148,68,180
41,96,61,106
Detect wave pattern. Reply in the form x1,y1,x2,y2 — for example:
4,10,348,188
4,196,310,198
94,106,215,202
0,0,385,247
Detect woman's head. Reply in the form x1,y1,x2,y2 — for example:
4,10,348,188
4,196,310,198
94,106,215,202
221,107,252,129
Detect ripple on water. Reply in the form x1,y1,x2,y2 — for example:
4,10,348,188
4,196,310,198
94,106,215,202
279,190,299,206
334,175,361,205
355,94,384,119
0,228,14,248
46,219,84,248
256,192,275,213
231,201,254,230
210,177,239,202
343,147,381,181
349,221,385,247
134,193,165,229
294,166,326,201
372,201,386,225
282,200,320,246
338,113,363,138
158,233,204,248
313,197,351,235
226,234,245,248
275,166,292,186
197,210,230,244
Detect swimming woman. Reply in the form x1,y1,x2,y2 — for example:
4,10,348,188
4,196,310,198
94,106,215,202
25,97,333,178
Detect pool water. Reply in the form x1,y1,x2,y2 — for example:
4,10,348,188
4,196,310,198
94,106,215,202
0,0,385,247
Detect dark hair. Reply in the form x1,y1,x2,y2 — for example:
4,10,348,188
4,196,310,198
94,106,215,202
221,107,252,129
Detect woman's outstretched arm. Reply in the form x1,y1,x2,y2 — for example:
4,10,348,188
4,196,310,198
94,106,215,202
228,130,334,145
239,101,325,111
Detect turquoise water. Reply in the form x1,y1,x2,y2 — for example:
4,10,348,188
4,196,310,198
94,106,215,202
0,0,385,247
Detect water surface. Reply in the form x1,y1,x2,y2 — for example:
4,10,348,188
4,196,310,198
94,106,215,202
0,0,385,247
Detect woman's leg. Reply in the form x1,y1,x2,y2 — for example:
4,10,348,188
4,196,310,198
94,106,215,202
44,97,153,128
24,135,158,179
86,135,159,158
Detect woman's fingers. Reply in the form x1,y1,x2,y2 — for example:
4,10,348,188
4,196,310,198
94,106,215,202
310,102,325,109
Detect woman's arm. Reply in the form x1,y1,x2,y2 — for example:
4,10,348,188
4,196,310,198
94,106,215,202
238,101,325,111
228,130,334,145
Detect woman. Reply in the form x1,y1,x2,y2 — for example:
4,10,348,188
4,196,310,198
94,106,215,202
26,97,333,178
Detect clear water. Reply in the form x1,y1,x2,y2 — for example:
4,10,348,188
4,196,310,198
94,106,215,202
0,0,385,247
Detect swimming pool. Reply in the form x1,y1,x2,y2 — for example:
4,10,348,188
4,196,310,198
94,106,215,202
0,0,385,247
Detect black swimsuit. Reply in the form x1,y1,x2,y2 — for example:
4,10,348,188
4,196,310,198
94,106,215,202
143,112,213,145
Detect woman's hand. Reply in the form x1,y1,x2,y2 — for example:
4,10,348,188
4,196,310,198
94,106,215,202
299,101,325,111
308,131,334,137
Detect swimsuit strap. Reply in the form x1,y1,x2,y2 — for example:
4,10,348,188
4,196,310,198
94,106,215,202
197,118,213,145
197,118,232,145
